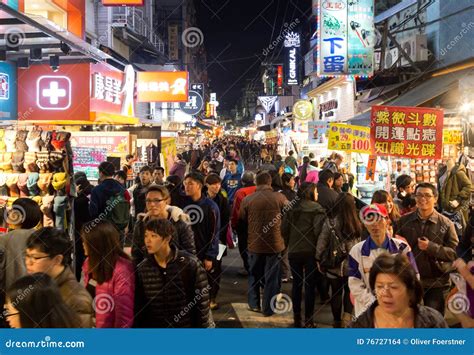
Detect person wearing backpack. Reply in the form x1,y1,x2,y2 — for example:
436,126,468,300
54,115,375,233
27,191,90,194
316,193,363,328
281,182,326,328
89,162,131,236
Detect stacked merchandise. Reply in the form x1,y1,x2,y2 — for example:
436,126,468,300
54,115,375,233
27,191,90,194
0,129,74,230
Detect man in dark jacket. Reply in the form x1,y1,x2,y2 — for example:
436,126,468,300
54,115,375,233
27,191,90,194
395,183,458,315
316,169,339,218
205,174,231,310
239,172,288,316
134,219,210,328
89,161,130,221
131,185,196,265
231,172,257,274
132,166,153,218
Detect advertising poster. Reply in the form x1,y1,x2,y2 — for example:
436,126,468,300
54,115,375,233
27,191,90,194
308,121,330,144
161,137,177,176
370,105,444,159
328,123,371,153
70,132,130,155
72,147,108,180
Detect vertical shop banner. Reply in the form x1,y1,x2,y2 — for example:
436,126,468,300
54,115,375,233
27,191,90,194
308,121,330,144
318,0,375,76
366,154,377,181
347,0,375,76
0,62,16,120
284,32,301,86
168,24,179,61
161,137,177,176
328,123,371,153
370,106,444,159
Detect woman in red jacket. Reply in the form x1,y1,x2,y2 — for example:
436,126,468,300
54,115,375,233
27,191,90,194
82,221,135,328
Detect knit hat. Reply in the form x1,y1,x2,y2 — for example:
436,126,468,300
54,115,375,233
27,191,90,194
27,172,40,196
52,172,67,191
17,173,29,197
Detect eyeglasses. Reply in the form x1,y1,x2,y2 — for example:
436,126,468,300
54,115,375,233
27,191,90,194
23,253,51,263
415,193,434,200
145,198,167,204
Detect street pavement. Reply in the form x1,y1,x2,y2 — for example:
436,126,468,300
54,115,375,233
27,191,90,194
212,247,334,328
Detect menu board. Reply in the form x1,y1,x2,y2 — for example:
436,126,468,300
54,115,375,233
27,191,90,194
72,147,108,180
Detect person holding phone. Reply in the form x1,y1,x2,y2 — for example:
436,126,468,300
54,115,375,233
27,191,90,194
395,183,459,315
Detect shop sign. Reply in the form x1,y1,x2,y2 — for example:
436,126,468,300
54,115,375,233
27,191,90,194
0,62,16,120
284,32,301,86
277,65,283,87
70,132,130,155
258,96,278,113
179,89,204,115
18,63,90,121
443,129,462,145
366,154,377,181
72,147,108,180
168,24,179,61
137,71,188,102
319,99,338,119
102,0,143,5
308,120,330,144
370,105,444,159
328,122,370,153
293,100,313,121
317,0,375,76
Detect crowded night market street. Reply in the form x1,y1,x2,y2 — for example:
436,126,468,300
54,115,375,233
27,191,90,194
0,0,472,354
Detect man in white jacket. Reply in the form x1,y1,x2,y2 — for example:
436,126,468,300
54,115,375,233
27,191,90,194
348,204,419,317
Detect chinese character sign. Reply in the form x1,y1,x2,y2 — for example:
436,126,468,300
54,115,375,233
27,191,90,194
328,123,371,153
370,106,444,159
137,72,189,102
317,0,375,76
284,32,301,86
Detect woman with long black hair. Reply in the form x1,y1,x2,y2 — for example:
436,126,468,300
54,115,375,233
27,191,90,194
316,192,363,328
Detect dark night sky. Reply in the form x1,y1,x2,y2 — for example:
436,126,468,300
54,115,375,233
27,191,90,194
195,0,312,112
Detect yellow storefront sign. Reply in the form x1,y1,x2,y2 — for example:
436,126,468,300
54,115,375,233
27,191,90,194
443,129,462,145
328,123,371,154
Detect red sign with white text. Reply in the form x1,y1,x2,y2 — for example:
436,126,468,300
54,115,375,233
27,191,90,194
18,63,90,121
370,105,444,159
277,65,283,87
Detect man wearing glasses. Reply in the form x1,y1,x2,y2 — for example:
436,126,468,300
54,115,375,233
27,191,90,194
395,183,458,315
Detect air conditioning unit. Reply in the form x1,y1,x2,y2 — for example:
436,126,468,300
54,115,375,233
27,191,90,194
384,47,399,69
400,34,428,66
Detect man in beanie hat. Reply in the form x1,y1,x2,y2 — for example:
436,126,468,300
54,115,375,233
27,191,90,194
348,203,419,317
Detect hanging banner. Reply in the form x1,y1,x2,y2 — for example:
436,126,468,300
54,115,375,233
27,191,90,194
370,105,444,159
317,0,375,76
161,137,177,176
328,123,371,153
366,154,377,181
308,121,330,144
284,32,301,86
443,129,462,145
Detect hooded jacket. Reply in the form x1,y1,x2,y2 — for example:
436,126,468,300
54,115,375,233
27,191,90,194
89,178,129,219
439,163,473,222
281,200,326,256
132,205,197,264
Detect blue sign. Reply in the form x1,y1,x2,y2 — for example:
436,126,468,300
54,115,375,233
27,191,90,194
0,62,17,120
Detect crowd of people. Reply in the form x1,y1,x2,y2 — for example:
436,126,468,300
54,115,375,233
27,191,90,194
0,136,472,329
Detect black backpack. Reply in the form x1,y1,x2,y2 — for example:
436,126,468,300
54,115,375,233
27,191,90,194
320,219,348,269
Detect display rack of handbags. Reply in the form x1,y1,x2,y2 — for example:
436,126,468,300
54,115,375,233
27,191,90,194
0,129,75,230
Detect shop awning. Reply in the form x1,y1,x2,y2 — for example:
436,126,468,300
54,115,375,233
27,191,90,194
22,112,139,126
0,3,124,67
348,67,474,126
